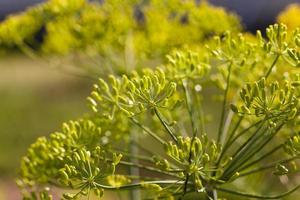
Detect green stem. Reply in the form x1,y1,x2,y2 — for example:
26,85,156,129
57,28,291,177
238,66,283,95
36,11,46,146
229,123,285,176
112,149,154,163
236,156,299,179
94,180,187,190
238,144,283,172
228,122,265,160
182,79,198,138
130,140,156,156
264,54,280,79
17,41,38,60
223,113,280,154
220,109,235,144
183,174,190,195
130,117,166,145
223,117,243,149
217,183,300,199
215,117,244,169
129,132,141,200
224,119,263,152
195,88,206,134
154,108,178,143
217,62,233,144
181,79,199,195
221,123,266,179
116,160,179,178
207,189,218,200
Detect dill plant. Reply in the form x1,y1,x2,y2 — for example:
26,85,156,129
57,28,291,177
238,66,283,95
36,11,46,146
0,0,240,75
17,23,300,199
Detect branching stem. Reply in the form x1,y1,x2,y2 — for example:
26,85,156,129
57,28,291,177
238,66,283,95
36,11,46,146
154,108,178,143
234,155,299,179
116,160,180,178
217,182,300,199
217,62,233,144
94,180,187,190
182,79,198,138
130,117,166,145
264,54,280,79
238,144,283,172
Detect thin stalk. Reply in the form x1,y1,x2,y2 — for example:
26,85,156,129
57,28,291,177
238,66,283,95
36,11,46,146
224,113,280,152
94,180,188,190
131,140,156,157
215,117,244,168
73,183,89,198
264,54,280,79
144,190,188,200
227,122,265,162
129,132,141,200
217,62,233,144
229,123,285,175
195,88,206,134
224,119,263,152
115,149,183,173
183,174,190,195
217,182,300,199
182,79,198,138
130,117,166,145
207,189,218,200
112,149,154,163
18,42,97,80
221,123,266,179
223,117,243,149
230,132,275,174
220,109,234,144
126,175,161,181
238,144,283,172
226,134,273,179
236,156,299,179
17,42,39,60
181,79,199,195
116,160,179,178
125,33,138,200
154,108,178,143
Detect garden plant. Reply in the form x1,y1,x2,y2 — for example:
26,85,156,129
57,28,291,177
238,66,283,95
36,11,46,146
0,0,240,76
0,0,240,185
16,22,300,200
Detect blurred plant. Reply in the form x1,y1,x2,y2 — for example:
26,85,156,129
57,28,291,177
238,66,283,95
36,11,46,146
17,24,300,199
0,0,241,75
277,3,300,30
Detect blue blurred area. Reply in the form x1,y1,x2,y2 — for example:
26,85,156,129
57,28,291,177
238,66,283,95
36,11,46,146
0,0,300,31
210,0,300,31
0,0,44,20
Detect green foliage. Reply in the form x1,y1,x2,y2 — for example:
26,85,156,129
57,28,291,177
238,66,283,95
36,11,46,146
0,0,241,72
160,135,221,193
19,120,102,185
88,69,177,117
164,50,210,81
18,23,300,199
285,133,300,156
232,78,299,121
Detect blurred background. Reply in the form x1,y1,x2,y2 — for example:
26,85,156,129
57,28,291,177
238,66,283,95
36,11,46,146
1,0,300,30
0,0,299,199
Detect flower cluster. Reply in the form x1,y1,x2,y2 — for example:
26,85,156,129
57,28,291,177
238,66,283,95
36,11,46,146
18,24,300,199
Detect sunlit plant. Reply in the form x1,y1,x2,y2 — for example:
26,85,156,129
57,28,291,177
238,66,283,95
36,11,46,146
17,23,300,200
277,3,300,29
0,0,240,75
